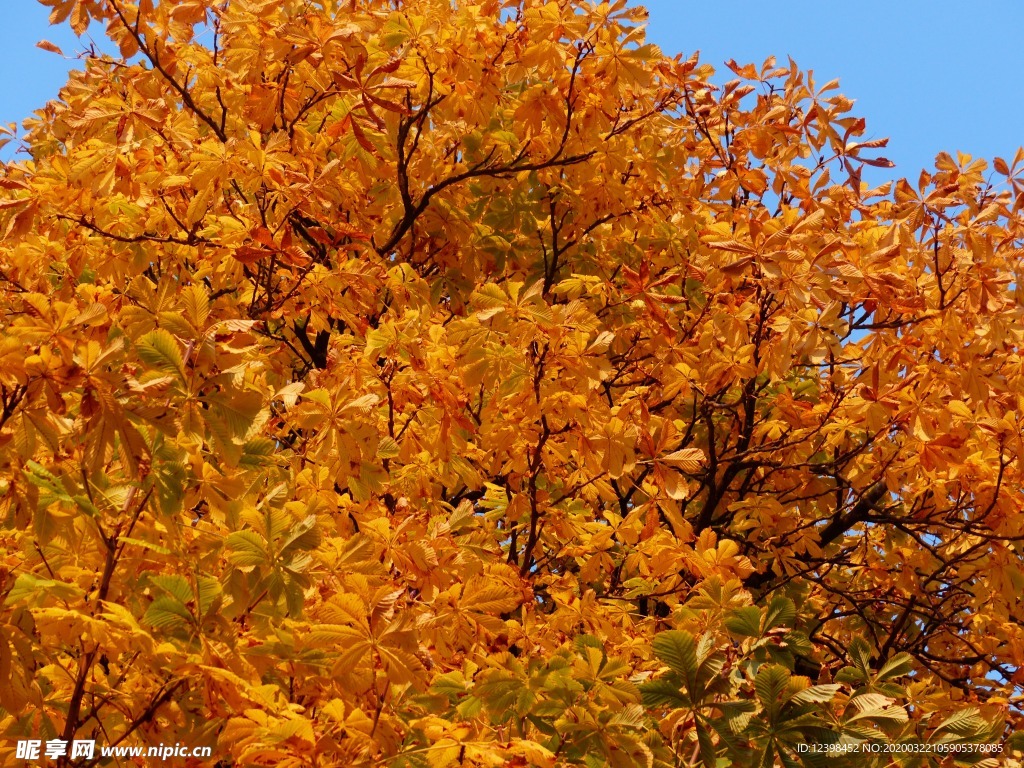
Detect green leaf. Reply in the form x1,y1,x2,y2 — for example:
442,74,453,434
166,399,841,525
756,742,776,768
724,606,762,637
574,634,604,655
204,389,263,440
143,596,193,630
23,461,72,502
181,284,210,328
377,436,400,459
876,652,914,681
240,437,278,469
696,721,717,768
72,494,100,517
762,596,796,632
781,631,812,658
845,636,873,680
4,572,83,606
717,700,757,734
608,703,646,728
932,708,986,736
255,503,291,543
137,329,184,377
279,514,320,555
117,535,171,555
845,693,908,723
475,674,520,713
790,684,841,705
195,576,222,616
149,574,193,604
1005,731,1024,753
833,667,860,685
430,671,469,699
639,679,690,709
754,664,791,722
305,624,363,645
456,695,483,719
652,630,698,680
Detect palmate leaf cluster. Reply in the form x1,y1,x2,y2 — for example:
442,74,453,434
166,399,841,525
638,590,1003,768
1,0,1023,766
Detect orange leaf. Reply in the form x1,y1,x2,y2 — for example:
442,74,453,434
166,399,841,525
36,40,64,55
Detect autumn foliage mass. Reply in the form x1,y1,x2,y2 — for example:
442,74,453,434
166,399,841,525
2,0,1024,766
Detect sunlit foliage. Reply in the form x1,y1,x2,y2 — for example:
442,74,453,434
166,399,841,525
1,1,1023,765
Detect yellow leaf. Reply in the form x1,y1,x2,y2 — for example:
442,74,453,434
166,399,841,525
658,448,706,472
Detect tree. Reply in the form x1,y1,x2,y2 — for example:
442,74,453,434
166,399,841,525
0,0,1022,765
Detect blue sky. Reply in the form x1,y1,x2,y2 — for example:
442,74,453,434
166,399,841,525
1,0,1021,179
640,0,1023,181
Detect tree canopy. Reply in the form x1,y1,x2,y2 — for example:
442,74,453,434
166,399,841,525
1,1,1023,766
